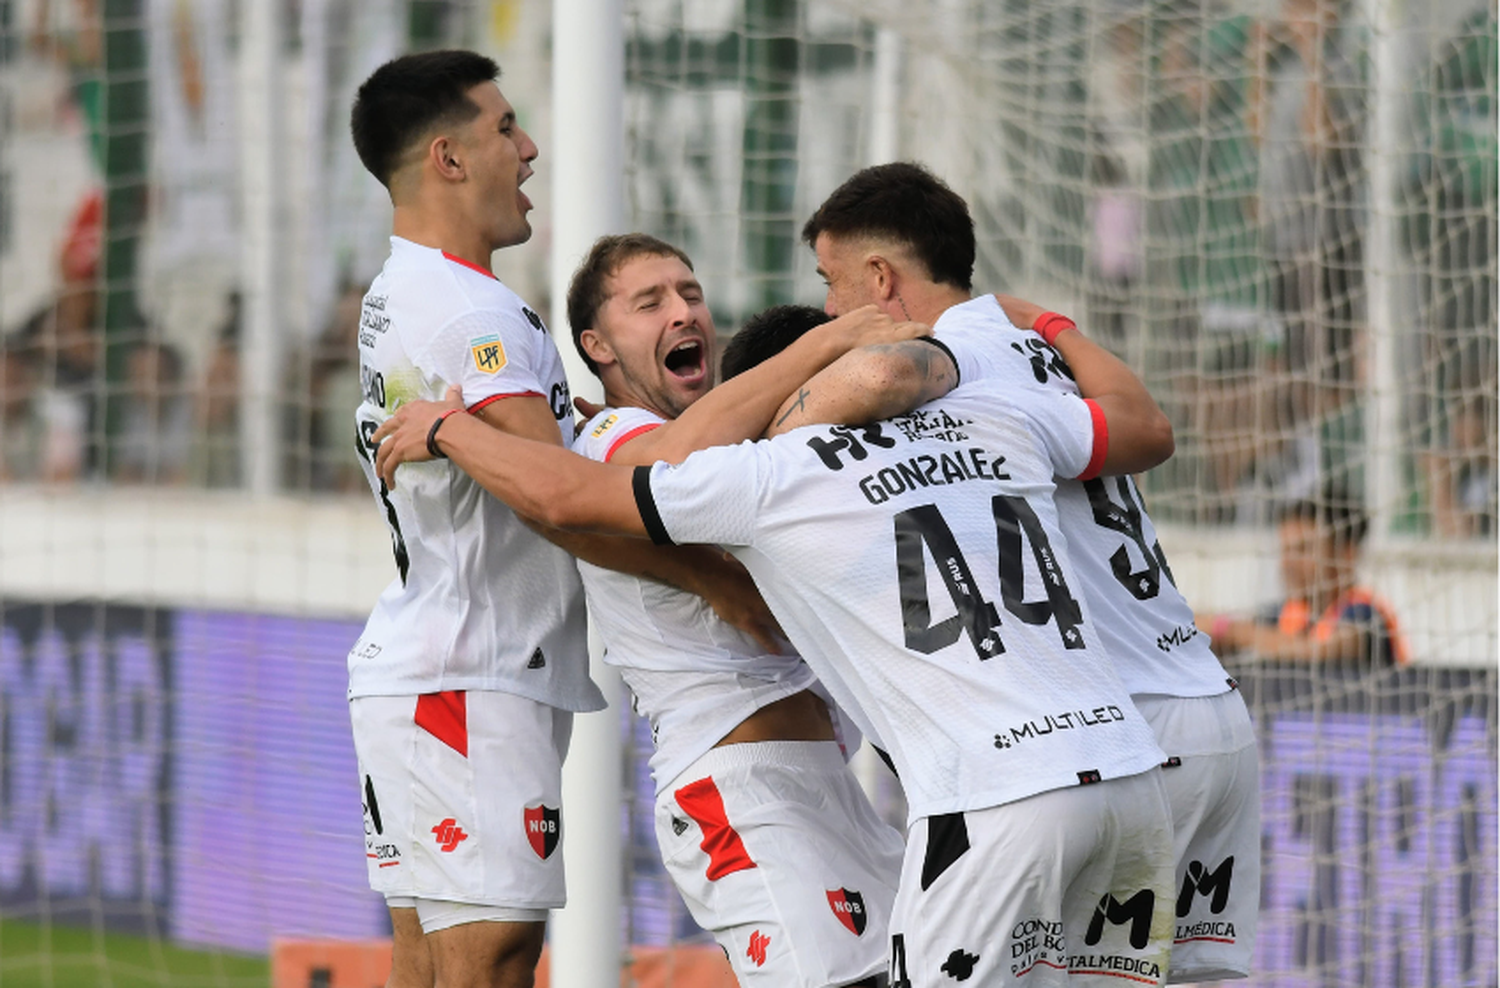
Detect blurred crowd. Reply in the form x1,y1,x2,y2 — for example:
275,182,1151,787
0,0,1493,539
1087,0,1496,536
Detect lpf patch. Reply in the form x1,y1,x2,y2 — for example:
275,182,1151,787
590,413,619,438
470,334,508,374
826,887,868,936
524,804,561,859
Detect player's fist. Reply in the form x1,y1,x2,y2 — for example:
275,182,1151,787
371,385,465,488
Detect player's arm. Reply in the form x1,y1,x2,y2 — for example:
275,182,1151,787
1016,304,1174,476
1198,613,1370,662
765,338,959,437
613,305,929,466
377,392,783,650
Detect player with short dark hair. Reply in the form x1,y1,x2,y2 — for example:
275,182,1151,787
778,161,1260,983
720,305,831,381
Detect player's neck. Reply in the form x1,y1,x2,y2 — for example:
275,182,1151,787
603,383,675,422
392,204,496,276
900,283,971,325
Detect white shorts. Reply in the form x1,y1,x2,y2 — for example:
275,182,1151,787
350,691,571,925
656,741,904,988
1134,690,1260,983
889,769,1176,988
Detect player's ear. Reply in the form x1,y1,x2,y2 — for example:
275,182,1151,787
428,135,465,182
579,327,616,368
867,253,898,303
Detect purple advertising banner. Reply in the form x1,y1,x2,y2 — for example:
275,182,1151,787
0,599,1495,986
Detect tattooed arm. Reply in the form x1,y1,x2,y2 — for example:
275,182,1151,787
765,338,959,437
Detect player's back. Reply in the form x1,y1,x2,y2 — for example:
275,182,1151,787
934,295,1233,698
572,405,819,790
349,237,598,711
638,384,1165,821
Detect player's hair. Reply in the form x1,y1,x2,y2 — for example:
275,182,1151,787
566,234,696,376
1280,485,1369,550
350,50,499,189
802,162,976,291
720,305,830,380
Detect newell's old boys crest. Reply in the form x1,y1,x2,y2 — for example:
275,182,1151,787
826,888,867,936
471,334,508,374
524,804,560,859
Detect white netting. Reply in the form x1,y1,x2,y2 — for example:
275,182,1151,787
0,0,1493,985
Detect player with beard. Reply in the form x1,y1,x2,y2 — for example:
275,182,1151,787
562,234,909,988
366,285,1182,986
778,162,1260,984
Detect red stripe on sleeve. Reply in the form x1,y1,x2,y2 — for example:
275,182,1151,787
468,391,545,414
673,776,757,881
414,691,468,757
604,423,662,462
1078,399,1109,481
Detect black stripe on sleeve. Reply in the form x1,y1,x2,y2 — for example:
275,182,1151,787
914,335,960,387
632,465,674,545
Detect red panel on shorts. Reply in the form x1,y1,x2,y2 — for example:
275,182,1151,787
673,776,757,881
414,691,468,757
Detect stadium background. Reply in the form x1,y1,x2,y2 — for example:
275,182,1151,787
0,0,1494,985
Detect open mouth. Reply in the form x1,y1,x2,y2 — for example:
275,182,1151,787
664,340,706,380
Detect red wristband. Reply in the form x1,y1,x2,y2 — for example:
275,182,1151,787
1033,312,1077,347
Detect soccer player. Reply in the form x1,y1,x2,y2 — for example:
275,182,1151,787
784,162,1261,983
346,52,785,988
368,310,1183,988
563,234,907,988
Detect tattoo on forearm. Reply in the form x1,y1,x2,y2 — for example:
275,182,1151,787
776,388,811,426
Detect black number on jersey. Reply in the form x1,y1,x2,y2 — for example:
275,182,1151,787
1082,476,1176,600
894,496,1085,660
889,934,912,988
355,419,411,584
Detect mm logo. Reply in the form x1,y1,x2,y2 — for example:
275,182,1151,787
1178,857,1234,917
431,818,468,853
826,887,867,936
746,930,771,968
1085,889,1156,950
524,804,561,859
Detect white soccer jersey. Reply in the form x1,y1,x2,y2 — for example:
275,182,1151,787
573,406,820,791
933,295,1234,699
634,385,1166,821
348,237,600,711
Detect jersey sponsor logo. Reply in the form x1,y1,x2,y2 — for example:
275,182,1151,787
1176,920,1237,944
1066,954,1162,981
358,295,389,348
993,706,1127,750
360,366,387,408
670,816,689,836
431,818,469,852
1008,336,1074,385
941,948,980,981
1177,856,1234,916
857,448,1011,505
806,423,897,471
826,887,867,936
350,639,382,661
522,305,546,331
470,334,508,374
1085,889,1156,950
549,381,570,420
526,648,546,669
1008,919,1067,979
590,413,619,438
890,406,975,443
1156,623,1200,652
524,804,561,859
746,930,771,968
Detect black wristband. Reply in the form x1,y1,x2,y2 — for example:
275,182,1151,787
426,410,457,459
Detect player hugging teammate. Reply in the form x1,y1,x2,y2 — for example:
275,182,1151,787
350,48,1259,988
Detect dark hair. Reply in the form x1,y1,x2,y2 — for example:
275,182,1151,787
350,50,499,188
565,234,695,376
1280,484,1369,549
802,162,975,291
720,305,830,380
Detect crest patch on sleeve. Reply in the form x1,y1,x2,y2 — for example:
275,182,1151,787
470,335,507,374
590,413,619,438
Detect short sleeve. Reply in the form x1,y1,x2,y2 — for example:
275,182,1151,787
415,306,550,411
1020,389,1102,481
573,406,666,462
633,442,764,547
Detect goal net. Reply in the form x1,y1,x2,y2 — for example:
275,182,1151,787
0,0,1493,985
